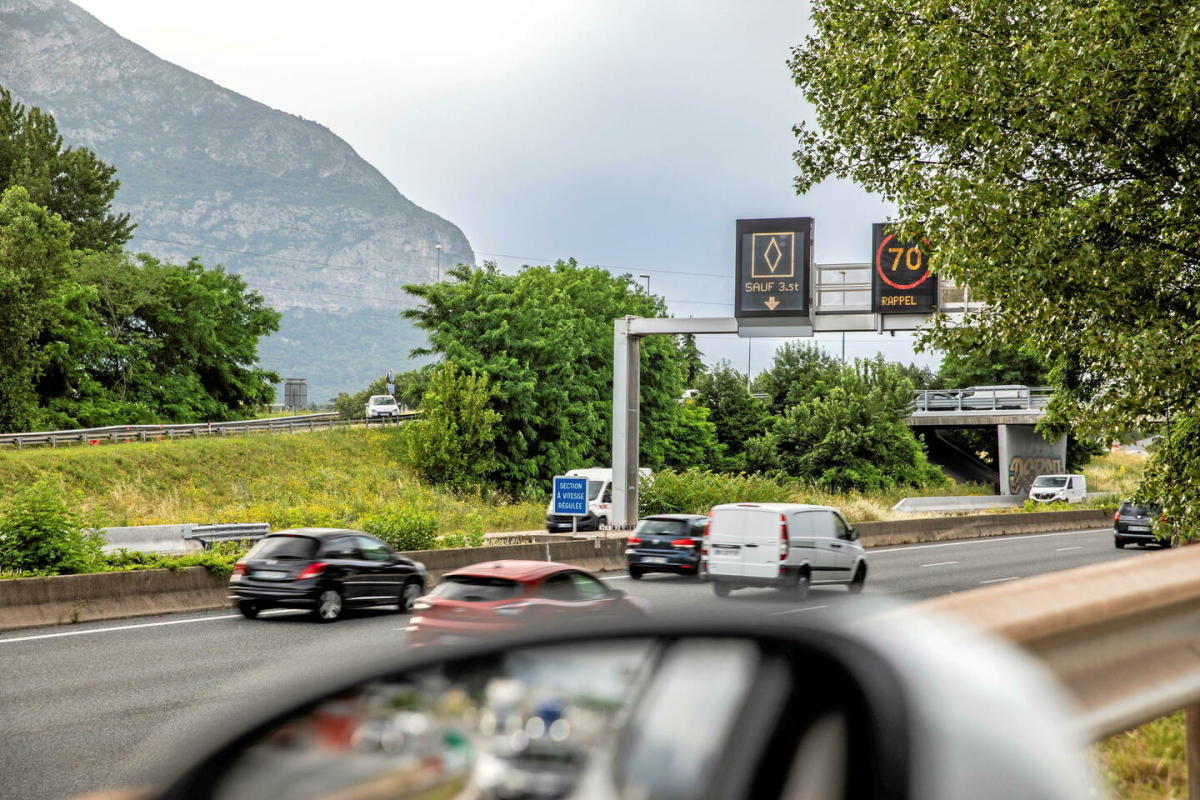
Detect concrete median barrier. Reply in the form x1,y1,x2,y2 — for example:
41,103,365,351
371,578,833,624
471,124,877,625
855,509,1112,547
0,567,227,631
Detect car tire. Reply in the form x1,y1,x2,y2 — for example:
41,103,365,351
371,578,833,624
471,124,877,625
713,581,732,598
629,567,644,580
848,563,867,594
597,517,608,532
1114,540,1126,549
314,588,344,623
783,569,810,599
237,601,261,620
396,580,423,613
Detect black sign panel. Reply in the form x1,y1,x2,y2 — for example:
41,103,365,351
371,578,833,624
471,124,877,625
872,223,936,314
734,217,812,318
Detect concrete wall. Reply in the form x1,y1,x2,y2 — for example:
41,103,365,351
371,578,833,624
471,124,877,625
998,424,1068,496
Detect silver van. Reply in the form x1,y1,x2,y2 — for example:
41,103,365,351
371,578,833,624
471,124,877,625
705,503,867,598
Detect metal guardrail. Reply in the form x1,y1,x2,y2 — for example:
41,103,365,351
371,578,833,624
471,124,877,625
916,544,1200,797
0,411,420,449
910,386,1053,413
184,522,271,547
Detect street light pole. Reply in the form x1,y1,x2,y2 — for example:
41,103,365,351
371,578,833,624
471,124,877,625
435,244,443,281
639,273,650,294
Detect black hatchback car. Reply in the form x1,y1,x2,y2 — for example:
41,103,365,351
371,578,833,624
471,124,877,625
625,514,708,579
1114,501,1169,549
229,528,426,622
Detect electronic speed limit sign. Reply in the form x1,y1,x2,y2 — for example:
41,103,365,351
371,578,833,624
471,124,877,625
871,223,937,314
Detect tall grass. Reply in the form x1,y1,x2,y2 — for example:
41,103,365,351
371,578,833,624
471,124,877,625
0,428,544,533
1093,713,1186,799
1085,450,1148,497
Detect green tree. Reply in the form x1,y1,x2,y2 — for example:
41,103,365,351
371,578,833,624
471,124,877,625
677,333,706,387
937,338,1047,390
751,342,843,415
404,261,712,493
769,362,946,492
694,363,769,467
0,186,72,431
405,362,501,491
791,1,1200,528
0,87,133,251
34,251,281,426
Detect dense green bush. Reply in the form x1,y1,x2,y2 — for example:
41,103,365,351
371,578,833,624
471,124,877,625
101,541,247,576
406,363,501,491
360,506,439,551
0,479,103,574
639,469,794,517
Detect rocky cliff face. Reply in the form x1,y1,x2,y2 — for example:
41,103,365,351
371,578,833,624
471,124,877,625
0,0,473,399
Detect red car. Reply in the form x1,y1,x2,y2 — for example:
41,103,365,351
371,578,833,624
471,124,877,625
405,560,648,646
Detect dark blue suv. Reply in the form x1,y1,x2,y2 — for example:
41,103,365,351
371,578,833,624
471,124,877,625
625,514,708,579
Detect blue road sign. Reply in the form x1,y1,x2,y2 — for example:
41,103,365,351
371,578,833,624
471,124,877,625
552,476,589,516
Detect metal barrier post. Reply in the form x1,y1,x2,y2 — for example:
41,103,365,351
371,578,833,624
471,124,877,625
1188,706,1200,800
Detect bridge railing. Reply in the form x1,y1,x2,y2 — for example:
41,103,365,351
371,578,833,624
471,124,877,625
0,411,420,449
910,386,1053,413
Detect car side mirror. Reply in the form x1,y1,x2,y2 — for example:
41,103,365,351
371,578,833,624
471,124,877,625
847,527,859,541
610,587,627,598
130,610,1097,800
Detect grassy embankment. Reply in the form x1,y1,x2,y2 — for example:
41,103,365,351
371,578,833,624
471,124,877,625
0,427,543,533
0,432,1145,529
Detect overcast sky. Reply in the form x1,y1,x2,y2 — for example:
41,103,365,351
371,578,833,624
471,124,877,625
72,0,936,375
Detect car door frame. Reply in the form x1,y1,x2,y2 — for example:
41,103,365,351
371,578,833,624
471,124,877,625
811,511,854,583
354,534,413,604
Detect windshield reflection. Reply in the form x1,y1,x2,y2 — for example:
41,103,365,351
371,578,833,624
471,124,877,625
215,641,657,800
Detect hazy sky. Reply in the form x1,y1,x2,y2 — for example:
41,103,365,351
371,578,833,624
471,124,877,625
71,0,935,375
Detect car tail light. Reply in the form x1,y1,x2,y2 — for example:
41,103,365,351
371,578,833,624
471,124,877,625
232,561,248,576
670,538,696,548
779,514,789,561
627,536,642,545
296,562,327,580
1113,511,1120,522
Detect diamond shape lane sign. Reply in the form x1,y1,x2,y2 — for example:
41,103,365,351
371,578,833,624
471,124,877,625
552,476,589,516
735,217,813,318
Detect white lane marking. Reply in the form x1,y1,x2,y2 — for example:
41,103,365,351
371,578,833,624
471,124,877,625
1055,546,1083,552
980,576,1019,584
601,575,629,582
0,608,307,644
768,605,829,616
869,528,1108,555
920,561,959,567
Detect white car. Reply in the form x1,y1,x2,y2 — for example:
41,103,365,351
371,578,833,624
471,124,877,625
705,502,867,598
365,394,402,418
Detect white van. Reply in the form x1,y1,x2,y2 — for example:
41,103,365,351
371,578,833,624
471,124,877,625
705,503,867,598
545,468,652,532
1028,474,1087,504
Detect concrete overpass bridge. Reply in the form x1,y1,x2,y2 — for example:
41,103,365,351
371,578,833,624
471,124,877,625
905,388,1063,495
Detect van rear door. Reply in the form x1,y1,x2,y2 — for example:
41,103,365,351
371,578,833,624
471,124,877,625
707,507,749,577
740,508,782,579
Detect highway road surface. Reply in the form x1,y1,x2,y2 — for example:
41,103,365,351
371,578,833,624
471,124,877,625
0,526,1141,799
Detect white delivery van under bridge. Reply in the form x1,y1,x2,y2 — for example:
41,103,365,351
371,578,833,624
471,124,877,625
705,503,867,599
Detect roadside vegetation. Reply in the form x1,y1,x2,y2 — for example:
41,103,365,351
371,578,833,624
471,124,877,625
1094,714,1187,799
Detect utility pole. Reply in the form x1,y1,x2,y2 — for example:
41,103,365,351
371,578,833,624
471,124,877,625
435,244,443,281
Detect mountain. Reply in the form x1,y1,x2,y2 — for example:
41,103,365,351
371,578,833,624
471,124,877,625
0,0,473,402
